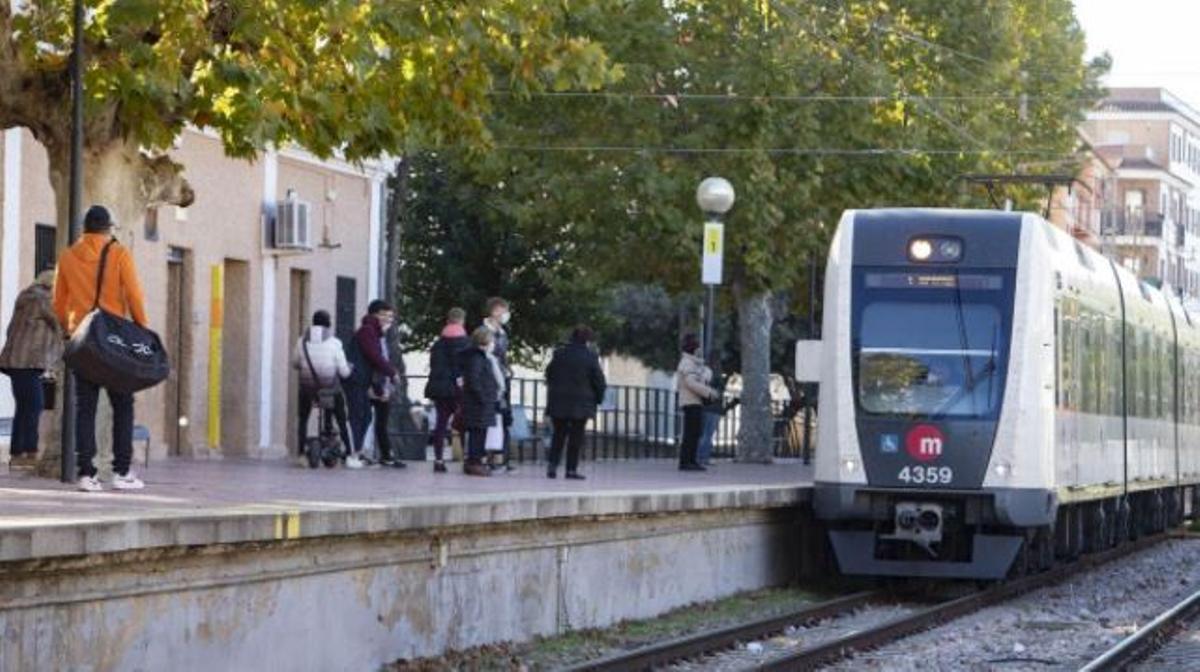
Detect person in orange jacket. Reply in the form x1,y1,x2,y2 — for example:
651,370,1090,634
53,205,149,493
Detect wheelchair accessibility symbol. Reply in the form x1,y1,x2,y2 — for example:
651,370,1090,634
880,433,899,454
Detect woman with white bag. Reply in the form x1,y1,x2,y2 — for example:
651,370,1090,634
460,327,504,477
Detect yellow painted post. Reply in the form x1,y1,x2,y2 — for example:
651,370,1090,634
208,263,224,448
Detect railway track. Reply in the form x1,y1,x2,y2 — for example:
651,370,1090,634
1080,575,1200,670
564,533,1171,672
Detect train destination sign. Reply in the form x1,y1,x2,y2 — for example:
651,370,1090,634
864,272,1004,291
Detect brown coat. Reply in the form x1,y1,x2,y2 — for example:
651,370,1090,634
0,282,63,371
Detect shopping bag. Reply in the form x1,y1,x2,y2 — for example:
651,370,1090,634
485,414,504,452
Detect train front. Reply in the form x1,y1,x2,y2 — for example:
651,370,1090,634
811,209,1050,580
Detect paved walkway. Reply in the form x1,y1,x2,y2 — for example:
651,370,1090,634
0,458,812,562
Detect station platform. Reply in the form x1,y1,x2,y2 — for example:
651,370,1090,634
0,458,811,563
0,458,813,670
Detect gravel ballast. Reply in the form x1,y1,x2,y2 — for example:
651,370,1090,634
825,538,1200,671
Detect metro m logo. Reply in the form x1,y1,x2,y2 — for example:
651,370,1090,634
905,425,945,463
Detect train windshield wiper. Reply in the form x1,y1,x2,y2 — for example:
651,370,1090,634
927,354,998,420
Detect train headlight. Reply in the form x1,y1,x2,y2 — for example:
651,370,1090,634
994,461,1012,478
938,239,962,260
843,458,858,473
908,236,963,263
909,239,933,261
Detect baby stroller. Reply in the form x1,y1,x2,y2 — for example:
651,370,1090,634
305,388,344,469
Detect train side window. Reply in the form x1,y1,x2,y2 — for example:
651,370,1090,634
1074,241,1094,271
1043,223,1060,250
1053,307,1061,408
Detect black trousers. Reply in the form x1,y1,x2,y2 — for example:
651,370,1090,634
346,384,393,461
298,387,353,456
6,368,44,456
549,417,587,473
466,426,488,463
678,405,704,468
75,372,134,478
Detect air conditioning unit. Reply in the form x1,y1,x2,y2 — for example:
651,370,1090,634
274,198,312,250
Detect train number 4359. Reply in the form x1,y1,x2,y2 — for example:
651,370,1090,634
898,466,953,485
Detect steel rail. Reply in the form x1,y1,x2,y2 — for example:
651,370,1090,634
560,590,881,672
1079,585,1200,671
758,533,1170,671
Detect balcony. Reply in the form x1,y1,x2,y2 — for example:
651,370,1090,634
1104,209,1165,238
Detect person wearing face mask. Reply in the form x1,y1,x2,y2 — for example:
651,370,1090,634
344,300,405,468
460,327,502,477
482,297,515,472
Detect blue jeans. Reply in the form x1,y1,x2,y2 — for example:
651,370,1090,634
5,368,43,456
698,410,720,464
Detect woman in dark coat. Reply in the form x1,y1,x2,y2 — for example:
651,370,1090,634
424,307,469,473
460,327,502,477
544,326,607,480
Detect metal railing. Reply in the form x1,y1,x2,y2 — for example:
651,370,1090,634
397,375,814,463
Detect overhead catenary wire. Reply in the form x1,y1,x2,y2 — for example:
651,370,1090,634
494,145,1072,157
486,91,1095,103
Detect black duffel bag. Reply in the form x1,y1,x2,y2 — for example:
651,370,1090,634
63,239,169,394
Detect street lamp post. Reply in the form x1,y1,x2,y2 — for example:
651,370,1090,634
60,0,84,483
695,177,735,364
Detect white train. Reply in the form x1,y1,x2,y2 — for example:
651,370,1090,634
799,208,1200,579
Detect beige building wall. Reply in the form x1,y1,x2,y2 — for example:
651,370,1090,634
0,128,391,459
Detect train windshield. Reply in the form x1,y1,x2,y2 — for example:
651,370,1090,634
852,269,1014,419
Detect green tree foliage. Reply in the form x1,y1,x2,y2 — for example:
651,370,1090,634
395,152,605,360
396,0,1105,459
0,0,617,240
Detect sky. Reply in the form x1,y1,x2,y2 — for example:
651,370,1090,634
1074,0,1200,108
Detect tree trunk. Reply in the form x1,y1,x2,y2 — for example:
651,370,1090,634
735,284,774,463
37,137,193,479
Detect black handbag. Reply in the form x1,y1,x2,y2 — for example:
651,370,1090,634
41,376,56,410
63,239,169,394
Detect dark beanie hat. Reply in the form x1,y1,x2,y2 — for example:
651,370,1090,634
83,205,113,233
312,310,332,328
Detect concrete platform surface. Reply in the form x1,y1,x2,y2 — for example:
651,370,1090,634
0,458,812,563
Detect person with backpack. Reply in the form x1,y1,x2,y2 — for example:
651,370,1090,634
52,205,148,492
344,300,404,468
424,307,469,473
292,310,356,467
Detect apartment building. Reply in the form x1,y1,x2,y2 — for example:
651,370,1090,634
1081,87,1200,297
0,128,393,459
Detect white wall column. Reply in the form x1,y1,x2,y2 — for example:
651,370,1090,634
258,150,279,449
0,129,24,419
367,175,384,301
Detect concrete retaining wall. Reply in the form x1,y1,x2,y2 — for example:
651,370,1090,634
0,505,801,671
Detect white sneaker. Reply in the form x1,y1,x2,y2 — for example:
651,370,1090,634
345,454,365,469
77,476,103,492
112,472,145,490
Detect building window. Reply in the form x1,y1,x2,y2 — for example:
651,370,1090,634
144,207,159,241
335,276,357,344
34,224,55,276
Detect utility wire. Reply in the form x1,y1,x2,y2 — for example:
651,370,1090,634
487,91,1093,103
494,145,1070,157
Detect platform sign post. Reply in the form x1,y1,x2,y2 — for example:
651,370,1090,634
695,177,735,364
701,220,723,361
